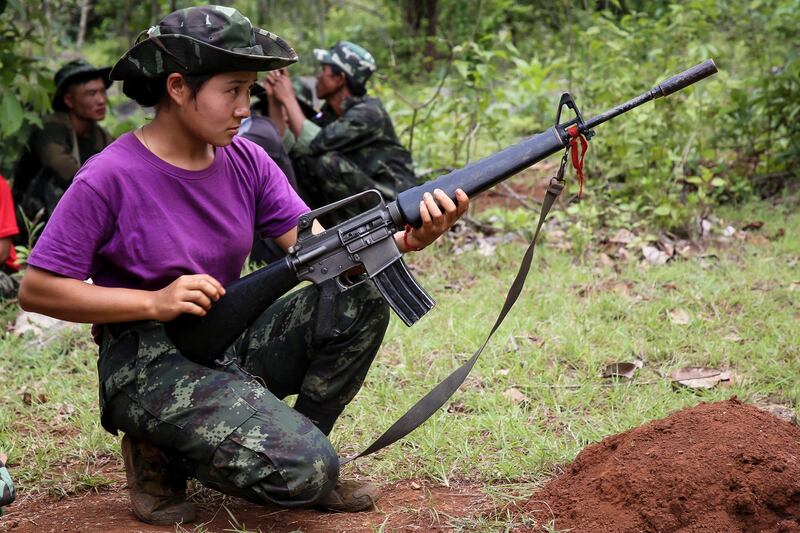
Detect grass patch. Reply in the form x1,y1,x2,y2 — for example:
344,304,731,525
1,198,798,526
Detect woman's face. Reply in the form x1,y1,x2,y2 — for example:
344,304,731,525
179,71,256,146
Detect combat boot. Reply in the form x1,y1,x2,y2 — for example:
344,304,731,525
315,479,380,512
121,434,196,525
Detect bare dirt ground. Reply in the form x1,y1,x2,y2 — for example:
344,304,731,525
1,476,499,533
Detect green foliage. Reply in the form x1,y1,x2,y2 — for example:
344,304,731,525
382,0,799,233
0,1,54,176
0,0,796,233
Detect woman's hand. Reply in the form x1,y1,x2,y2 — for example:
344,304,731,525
402,188,469,252
149,274,226,322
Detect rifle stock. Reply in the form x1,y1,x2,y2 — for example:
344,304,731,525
165,59,718,366
165,258,299,365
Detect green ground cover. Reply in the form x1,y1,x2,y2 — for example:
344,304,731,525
0,196,798,529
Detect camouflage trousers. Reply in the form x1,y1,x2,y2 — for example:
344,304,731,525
98,281,389,507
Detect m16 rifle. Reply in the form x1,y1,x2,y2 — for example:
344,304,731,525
166,60,718,366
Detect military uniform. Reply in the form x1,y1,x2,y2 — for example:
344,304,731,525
28,6,386,520
291,42,416,224
13,59,113,240
99,281,388,506
14,111,112,223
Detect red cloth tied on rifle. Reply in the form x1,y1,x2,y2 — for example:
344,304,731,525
566,124,588,196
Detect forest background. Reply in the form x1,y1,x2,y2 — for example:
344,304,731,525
0,2,799,529
0,0,797,237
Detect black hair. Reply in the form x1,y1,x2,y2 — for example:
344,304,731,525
329,64,367,97
66,71,108,91
122,73,214,107
54,72,109,111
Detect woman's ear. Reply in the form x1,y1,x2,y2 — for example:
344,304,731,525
166,73,187,107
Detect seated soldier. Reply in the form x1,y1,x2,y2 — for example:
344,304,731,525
12,59,113,241
266,41,416,224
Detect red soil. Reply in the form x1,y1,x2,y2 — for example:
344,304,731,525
0,479,493,532
524,399,800,533
4,399,798,532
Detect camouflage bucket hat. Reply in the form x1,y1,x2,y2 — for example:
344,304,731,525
110,5,297,81
52,59,112,111
313,41,376,85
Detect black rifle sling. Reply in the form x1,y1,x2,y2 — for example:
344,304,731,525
341,160,568,464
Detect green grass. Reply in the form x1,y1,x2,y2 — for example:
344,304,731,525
1,197,798,528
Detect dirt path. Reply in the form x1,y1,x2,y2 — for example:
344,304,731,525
1,477,499,533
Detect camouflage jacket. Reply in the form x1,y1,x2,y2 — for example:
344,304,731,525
13,112,113,220
309,96,416,191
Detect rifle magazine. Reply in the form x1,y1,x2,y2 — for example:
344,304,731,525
373,259,435,326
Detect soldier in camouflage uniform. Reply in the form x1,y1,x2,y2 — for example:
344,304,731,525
12,59,113,241
18,5,469,527
266,41,417,224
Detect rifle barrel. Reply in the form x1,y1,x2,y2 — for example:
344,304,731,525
584,59,717,131
390,60,718,229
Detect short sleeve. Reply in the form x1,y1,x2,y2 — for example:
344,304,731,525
28,179,115,280
252,153,309,240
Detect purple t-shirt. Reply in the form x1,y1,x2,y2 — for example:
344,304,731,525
29,132,309,290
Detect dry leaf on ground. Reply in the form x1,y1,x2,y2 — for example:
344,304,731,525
669,367,732,389
447,401,473,414
642,245,670,265
503,387,530,404
609,229,635,245
602,360,644,379
742,221,764,231
723,332,744,343
676,242,702,259
755,404,798,425
668,309,691,325
745,233,769,245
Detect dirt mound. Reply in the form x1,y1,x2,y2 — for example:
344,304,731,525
526,398,800,533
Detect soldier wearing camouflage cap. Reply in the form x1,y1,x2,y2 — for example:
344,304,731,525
265,41,417,224
19,4,469,528
12,59,113,238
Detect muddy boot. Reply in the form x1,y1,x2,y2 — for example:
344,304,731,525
315,479,380,512
121,434,196,525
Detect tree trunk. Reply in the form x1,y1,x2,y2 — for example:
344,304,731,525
43,0,53,52
257,0,268,25
423,0,438,59
121,0,131,46
402,0,438,58
76,0,91,51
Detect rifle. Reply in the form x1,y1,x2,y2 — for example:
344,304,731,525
166,60,717,364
